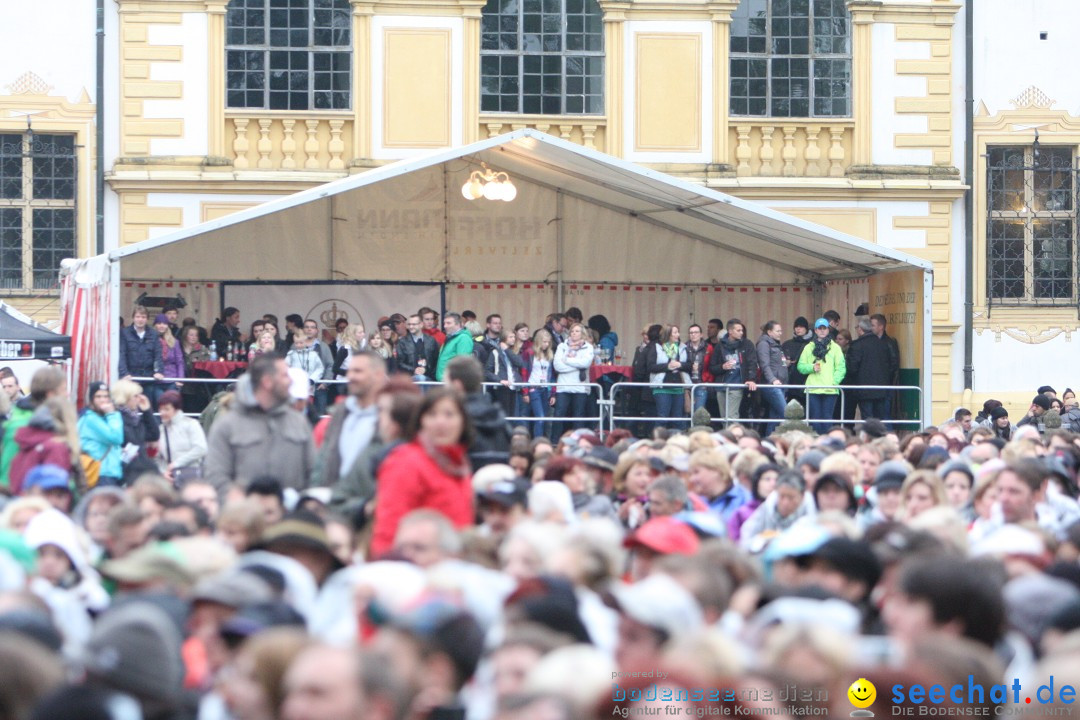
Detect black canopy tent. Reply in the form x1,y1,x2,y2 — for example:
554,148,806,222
0,302,71,361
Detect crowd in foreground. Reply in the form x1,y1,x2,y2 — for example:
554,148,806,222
1,305,1080,720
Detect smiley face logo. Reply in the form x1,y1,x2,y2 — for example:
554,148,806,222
848,678,876,715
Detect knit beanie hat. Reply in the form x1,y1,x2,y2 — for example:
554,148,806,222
990,406,1009,421
87,381,107,406
81,601,183,706
794,317,810,331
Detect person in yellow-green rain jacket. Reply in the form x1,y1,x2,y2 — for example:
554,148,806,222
797,318,846,435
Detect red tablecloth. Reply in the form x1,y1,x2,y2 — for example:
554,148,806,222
589,364,632,382
193,360,248,379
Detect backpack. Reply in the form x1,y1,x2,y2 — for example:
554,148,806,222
199,390,233,436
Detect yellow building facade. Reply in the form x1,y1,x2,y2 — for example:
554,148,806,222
4,0,1079,421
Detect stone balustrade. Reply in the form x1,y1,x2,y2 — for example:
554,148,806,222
480,115,607,153
227,112,353,171
729,119,855,178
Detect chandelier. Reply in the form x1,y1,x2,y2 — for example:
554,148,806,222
461,163,518,202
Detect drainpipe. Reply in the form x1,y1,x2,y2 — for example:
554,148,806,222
96,0,106,255
962,0,974,391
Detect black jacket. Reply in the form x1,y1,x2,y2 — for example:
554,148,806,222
708,337,759,384
485,345,524,384
118,325,164,378
121,406,161,483
464,392,510,469
881,332,901,384
396,333,440,379
210,319,241,358
846,332,893,400
782,334,811,388
684,340,709,382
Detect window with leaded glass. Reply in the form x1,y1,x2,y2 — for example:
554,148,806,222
986,146,1077,304
226,0,352,110
729,0,851,117
481,0,604,115
0,133,77,291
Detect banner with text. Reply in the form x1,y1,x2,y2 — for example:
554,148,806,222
868,270,922,370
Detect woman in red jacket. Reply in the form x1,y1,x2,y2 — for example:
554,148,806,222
369,387,475,556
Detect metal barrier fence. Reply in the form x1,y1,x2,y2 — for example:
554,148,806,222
607,381,924,434
132,375,606,434
131,374,921,435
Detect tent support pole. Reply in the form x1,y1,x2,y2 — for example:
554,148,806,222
109,259,121,383
923,269,934,424
328,194,335,280
811,279,825,319
443,166,450,282
556,190,564,312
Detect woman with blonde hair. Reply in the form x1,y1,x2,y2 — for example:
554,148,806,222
552,322,594,437
112,378,161,484
247,329,278,361
332,323,367,385
688,448,748,520
612,455,658,528
898,470,947,521
153,314,184,400
648,324,688,429
522,328,556,440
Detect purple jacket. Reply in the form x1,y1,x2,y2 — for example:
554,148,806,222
727,498,762,542
161,338,185,379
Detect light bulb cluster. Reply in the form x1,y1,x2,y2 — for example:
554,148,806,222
461,163,518,202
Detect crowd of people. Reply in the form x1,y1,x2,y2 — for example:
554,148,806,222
0,301,1078,720
116,303,912,438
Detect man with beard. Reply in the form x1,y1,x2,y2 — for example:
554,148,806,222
206,354,315,490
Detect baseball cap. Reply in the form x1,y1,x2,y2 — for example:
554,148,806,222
673,511,727,539
623,517,700,555
610,573,703,640
814,318,830,329
582,446,618,473
23,464,70,492
875,460,912,491
762,523,832,562
477,478,529,509
472,463,517,494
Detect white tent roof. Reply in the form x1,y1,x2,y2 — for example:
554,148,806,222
110,129,931,284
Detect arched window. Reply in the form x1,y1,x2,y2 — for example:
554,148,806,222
226,0,352,111
481,0,604,115
729,0,850,117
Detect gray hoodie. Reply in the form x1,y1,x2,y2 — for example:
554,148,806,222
204,374,315,490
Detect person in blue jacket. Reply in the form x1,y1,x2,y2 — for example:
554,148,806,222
77,382,125,487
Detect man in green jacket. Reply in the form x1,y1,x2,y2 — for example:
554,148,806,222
797,318,846,435
435,312,474,381
0,366,66,489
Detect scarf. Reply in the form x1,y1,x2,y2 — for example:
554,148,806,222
418,435,471,478
662,342,679,361
811,336,832,361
